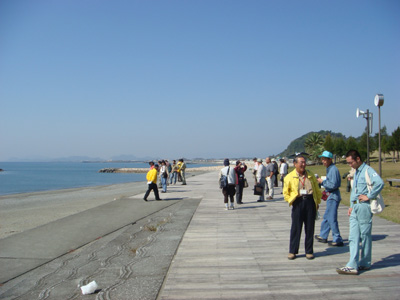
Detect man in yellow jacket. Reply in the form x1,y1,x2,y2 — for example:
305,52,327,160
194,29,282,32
143,162,162,201
283,155,321,260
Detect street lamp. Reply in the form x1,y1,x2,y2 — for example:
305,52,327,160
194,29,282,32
356,107,373,165
374,94,384,176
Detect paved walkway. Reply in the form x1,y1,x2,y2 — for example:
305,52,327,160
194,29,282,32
1,170,399,299
158,171,400,300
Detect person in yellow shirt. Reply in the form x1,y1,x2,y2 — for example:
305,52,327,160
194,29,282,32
178,158,187,185
143,162,162,201
283,155,321,260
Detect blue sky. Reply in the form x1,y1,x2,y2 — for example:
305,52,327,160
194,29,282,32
1,0,399,161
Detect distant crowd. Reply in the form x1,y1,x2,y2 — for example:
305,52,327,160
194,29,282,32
143,159,186,201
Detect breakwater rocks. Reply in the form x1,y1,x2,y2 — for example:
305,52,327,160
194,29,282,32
98,168,147,173
99,166,223,173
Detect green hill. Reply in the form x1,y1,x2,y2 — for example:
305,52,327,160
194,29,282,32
278,130,346,157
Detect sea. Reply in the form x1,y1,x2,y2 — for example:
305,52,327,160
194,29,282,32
0,162,215,196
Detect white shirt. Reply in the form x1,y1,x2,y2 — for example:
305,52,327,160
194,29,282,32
280,162,288,175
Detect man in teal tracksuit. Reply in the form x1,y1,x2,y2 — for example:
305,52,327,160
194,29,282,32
336,150,384,275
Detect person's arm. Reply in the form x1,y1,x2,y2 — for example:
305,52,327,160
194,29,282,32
322,167,341,191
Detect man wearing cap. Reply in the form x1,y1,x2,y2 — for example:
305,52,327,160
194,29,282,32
315,151,344,247
143,162,162,201
336,150,384,275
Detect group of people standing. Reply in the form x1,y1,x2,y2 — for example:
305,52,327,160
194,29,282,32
219,159,248,210
283,150,384,276
218,150,384,275
253,157,288,202
143,159,186,201
219,157,289,209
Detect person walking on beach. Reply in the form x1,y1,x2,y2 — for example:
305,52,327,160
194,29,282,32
336,150,384,275
256,158,267,202
159,160,168,193
143,162,162,201
170,160,178,185
284,155,321,260
315,151,344,247
234,160,247,204
219,159,236,210
178,158,187,185
265,157,275,200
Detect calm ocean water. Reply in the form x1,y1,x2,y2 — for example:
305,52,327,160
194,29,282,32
0,162,214,196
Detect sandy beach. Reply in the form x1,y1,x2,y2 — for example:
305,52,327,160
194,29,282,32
0,182,148,239
0,165,228,239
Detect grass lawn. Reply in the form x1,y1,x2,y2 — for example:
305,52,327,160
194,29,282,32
296,160,400,223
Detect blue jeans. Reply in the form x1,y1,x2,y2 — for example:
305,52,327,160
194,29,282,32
169,172,176,184
161,176,167,192
347,202,372,269
319,198,343,243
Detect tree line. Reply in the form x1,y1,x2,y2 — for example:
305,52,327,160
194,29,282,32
304,126,400,163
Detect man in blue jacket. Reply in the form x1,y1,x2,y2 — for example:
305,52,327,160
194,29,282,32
336,150,384,275
315,151,344,247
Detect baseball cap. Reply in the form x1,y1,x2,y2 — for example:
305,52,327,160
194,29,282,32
319,151,333,159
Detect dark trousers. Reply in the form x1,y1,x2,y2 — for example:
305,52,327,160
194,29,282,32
289,195,316,254
236,181,244,203
144,183,160,200
222,185,236,203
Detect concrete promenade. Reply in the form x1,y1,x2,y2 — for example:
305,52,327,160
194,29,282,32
1,170,400,299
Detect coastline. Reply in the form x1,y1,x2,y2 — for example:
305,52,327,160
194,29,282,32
0,167,221,240
0,164,252,240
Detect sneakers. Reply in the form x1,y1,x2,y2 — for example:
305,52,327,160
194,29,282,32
314,235,328,243
306,254,315,260
225,204,235,210
329,241,344,247
358,266,371,271
266,196,273,200
288,253,296,260
336,266,358,275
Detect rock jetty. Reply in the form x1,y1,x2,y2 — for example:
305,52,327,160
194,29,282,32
98,168,148,173
99,166,224,173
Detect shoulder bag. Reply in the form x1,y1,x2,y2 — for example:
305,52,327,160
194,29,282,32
365,168,385,214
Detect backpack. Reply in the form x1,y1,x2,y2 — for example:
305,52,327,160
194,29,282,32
219,167,230,189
